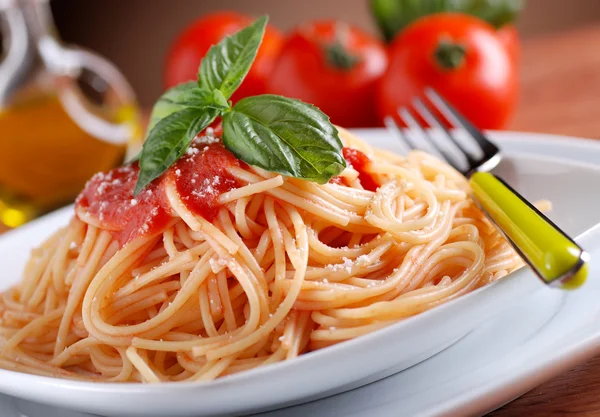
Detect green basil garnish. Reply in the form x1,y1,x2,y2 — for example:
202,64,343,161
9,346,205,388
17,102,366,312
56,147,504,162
223,95,345,184
134,15,346,195
198,15,267,99
135,108,218,194
147,82,209,132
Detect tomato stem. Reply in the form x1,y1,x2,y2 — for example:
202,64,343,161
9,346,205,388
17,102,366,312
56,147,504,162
325,43,360,70
324,21,360,70
434,39,466,70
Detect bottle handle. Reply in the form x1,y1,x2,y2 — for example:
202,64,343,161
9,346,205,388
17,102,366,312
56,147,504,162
53,46,139,146
24,0,139,146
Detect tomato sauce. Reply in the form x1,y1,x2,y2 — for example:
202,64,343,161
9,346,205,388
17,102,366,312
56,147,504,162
76,139,378,246
76,136,244,246
171,142,245,221
329,147,379,192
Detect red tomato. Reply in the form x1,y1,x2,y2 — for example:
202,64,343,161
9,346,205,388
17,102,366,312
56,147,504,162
376,13,518,130
164,11,284,101
342,147,379,191
266,20,388,128
497,24,521,63
76,164,172,246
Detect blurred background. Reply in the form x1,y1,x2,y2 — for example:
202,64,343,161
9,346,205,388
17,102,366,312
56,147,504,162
53,0,600,106
2,0,600,230
1,2,599,413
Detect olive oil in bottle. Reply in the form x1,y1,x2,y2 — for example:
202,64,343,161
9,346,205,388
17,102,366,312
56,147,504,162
0,0,139,229
0,94,131,227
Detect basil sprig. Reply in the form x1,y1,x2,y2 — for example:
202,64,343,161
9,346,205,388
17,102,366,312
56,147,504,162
134,15,345,195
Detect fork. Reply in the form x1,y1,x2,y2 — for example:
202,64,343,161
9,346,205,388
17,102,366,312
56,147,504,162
385,88,588,290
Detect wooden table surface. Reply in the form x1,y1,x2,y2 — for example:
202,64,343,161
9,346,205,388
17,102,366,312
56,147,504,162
489,23,600,416
509,24,600,139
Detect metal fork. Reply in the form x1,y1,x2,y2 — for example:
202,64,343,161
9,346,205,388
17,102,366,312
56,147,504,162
385,88,588,290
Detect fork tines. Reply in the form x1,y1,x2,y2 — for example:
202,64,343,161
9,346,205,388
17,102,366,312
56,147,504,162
385,88,500,176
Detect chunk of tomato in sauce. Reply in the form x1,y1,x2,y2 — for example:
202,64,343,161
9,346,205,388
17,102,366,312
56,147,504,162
75,164,172,246
171,141,246,221
76,137,246,246
329,147,379,191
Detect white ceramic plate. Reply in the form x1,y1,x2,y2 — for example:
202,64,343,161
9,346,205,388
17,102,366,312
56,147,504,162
0,130,599,417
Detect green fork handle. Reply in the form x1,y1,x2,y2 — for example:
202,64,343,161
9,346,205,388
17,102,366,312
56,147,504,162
470,172,588,290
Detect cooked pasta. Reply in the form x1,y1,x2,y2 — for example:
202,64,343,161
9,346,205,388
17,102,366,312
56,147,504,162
0,129,524,382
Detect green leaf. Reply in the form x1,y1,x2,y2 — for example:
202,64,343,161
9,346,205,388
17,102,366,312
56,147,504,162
211,89,230,109
222,95,346,184
370,0,525,41
135,108,218,194
197,15,267,98
135,17,269,194
147,82,211,132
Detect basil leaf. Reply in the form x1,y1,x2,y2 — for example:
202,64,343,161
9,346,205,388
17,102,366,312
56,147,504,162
211,89,230,109
222,95,346,184
147,82,211,132
135,108,218,194
371,0,524,41
197,15,267,98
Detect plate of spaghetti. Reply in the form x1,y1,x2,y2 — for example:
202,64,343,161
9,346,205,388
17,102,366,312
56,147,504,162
0,125,562,416
0,16,592,417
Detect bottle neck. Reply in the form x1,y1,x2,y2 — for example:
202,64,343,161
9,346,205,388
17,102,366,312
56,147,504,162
19,0,78,76
19,0,54,38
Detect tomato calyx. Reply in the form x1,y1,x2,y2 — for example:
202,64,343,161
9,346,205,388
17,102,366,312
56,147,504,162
434,38,466,71
324,42,360,70
323,22,361,71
